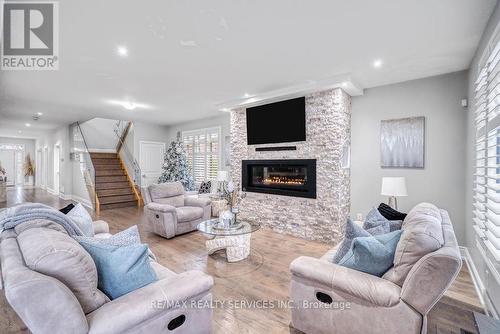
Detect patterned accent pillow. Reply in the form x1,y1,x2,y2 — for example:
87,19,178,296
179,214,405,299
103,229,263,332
332,218,371,263
364,207,402,232
75,225,141,247
198,180,212,194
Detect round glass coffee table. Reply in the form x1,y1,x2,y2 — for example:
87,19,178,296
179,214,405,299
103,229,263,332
197,219,261,262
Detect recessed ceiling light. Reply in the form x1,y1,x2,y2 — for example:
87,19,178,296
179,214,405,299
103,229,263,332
180,40,197,47
373,59,383,68
107,99,151,111
341,82,348,87
25,123,31,127
243,93,251,98
220,108,230,112
18,130,22,134
116,45,128,57
37,112,43,116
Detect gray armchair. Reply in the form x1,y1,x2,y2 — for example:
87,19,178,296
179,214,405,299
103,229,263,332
289,203,462,334
142,181,211,239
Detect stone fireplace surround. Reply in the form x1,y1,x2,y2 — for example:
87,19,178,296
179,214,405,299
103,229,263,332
230,88,351,244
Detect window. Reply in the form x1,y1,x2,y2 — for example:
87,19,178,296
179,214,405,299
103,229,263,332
182,127,220,185
473,35,500,263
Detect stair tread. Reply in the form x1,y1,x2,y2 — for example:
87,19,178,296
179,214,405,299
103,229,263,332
98,190,134,197
100,200,137,210
96,182,130,189
96,170,125,176
99,195,136,204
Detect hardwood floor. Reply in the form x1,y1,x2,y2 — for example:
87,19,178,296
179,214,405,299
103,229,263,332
0,187,485,333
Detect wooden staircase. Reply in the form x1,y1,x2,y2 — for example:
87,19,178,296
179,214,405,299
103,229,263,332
90,152,140,211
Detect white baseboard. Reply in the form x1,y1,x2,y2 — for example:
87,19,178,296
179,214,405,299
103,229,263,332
71,195,93,209
460,246,498,318
88,148,116,153
46,188,57,195
59,193,72,201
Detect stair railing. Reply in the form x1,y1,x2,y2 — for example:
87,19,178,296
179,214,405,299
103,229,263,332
73,122,99,214
113,120,143,192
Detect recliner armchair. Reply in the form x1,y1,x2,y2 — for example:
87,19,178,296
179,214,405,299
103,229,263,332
289,203,462,334
142,181,211,239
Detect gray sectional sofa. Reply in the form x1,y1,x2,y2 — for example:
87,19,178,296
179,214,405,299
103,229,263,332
289,203,462,334
0,218,214,334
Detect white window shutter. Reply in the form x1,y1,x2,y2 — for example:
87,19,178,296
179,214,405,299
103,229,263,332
182,127,221,186
473,38,500,262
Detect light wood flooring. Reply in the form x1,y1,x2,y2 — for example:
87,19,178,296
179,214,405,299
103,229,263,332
0,187,485,333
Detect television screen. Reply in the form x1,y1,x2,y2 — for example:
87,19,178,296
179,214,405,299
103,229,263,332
246,97,306,145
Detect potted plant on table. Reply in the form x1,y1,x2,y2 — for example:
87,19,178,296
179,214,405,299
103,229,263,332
23,154,35,186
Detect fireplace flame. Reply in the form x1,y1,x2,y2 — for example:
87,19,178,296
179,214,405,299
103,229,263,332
262,176,305,186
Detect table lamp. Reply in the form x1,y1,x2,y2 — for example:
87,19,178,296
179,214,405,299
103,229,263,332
381,177,407,210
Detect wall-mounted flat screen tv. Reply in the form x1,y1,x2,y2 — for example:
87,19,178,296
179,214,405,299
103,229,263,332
246,97,306,145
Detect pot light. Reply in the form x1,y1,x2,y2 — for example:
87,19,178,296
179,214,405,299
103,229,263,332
107,99,151,111
373,59,383,68
220,108,230,112
341,82,348,87
243,93,251,98
116,45,128,57
18,130,22,134
25,123,31,127
37,112,43,116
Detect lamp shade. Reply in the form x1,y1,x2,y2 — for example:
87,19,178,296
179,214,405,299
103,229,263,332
381,177,408,197
217,171,229,182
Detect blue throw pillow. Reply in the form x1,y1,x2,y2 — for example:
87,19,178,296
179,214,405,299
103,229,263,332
333,218,391,263
78,241,158,300
338,230,403,277
364,208,402,232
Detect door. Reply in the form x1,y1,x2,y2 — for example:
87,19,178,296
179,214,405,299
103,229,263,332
0,150,15,186
36,150,41,186
139,141,165,187
15,151,24,186
53,145,60,194
43,147,49,189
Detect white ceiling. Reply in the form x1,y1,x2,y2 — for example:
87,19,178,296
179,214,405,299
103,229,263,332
0,0,497,138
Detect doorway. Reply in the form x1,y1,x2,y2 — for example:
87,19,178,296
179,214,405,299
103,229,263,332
54,145,60,195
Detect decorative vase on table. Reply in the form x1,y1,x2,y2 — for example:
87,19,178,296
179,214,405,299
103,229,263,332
219,180,246,229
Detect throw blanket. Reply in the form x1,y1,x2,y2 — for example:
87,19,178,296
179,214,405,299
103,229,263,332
0,203,84,236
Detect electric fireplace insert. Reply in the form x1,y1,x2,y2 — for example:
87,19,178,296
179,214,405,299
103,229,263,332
242,159,316,198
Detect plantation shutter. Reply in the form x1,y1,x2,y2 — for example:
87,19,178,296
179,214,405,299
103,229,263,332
473,38,500,262
182,127,220,186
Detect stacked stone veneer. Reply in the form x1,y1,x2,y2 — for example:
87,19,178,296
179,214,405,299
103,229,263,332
230,88,351,244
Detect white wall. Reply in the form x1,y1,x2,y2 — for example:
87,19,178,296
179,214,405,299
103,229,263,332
78,118,119,152
466,2,500,316
165,114,231,171
351,71,468,244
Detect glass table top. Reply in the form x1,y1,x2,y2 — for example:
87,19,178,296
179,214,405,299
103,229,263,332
197,219,261,236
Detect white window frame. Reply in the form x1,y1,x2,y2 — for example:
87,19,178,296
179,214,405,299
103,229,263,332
182,126,221,186
473,22,500,274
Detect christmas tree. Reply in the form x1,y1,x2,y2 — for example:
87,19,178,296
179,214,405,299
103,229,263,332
158,134,195,191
